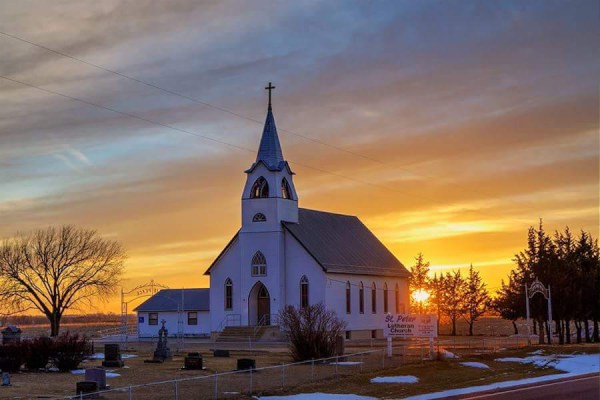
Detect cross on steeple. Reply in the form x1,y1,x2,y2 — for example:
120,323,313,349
265,82,275,110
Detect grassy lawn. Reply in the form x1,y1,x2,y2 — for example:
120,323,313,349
2,341,598,399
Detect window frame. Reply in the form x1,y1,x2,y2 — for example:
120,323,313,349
252,213,267,222
281,178,292,199
251,251,267,276
250,176,269,198
345,281,351,314
371,282,377,314
395,283,400,313
225,278,233,310
383,282,389,313
300,275,309,309
148,312,158,326
187,311,198,325
359,282,364,314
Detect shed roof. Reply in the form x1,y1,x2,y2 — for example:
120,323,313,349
133,288,209,312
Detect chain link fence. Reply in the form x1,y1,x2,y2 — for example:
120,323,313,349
64,336,528,400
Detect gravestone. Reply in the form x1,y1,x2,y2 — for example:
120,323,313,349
76,381,99,398
85,367,107,390
1,372,11,386
183,353,203,370
147,320,172,363
1,326,21,345
236,358,256,370
102,344,124,368
213,349,230,357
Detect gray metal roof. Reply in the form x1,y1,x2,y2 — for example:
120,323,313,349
283,209,409,277
133,289,209,312
256,108,284,169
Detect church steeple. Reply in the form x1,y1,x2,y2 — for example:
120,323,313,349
255,82,284,170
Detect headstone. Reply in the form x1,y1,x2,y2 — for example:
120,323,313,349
1,372,10,386
183,353,203,370
151,320,172,363
1,326,21,345
213,349,230,357
76,381,99,398
85,367,107,390
102,344,124,368
236,358,256,370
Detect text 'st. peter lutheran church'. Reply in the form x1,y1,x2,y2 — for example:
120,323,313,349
137,83,410,339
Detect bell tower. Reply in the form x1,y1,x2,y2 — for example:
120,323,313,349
241,82,298,233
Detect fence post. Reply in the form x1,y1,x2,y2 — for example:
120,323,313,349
128,385,132,400
174,380,179,400
420,339,424,364
281,362,285,389
214,373,218,400
335,356,338,377
381,349,385,369
249,367,253,395
360,353,363,372
311,358,315,382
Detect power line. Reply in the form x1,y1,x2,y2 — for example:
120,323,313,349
0,74,440,204
0,30,539,215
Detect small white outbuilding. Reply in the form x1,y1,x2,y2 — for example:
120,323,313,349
134,288,210,338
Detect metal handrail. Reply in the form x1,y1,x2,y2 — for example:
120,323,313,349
217,314,241,332
252,313,279,338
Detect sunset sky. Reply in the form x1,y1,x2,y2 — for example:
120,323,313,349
0,1,598,313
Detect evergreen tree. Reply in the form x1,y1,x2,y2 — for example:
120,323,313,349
462,264,490,336
408,253,431,313
440,270,467,336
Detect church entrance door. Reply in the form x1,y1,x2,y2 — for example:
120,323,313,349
248,282,270,326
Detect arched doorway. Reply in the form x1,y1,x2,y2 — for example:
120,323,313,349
248,282,270,326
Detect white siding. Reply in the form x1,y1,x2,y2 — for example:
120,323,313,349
137,311,210,337
209,237,241,331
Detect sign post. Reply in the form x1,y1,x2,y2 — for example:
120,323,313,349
384,314,438,359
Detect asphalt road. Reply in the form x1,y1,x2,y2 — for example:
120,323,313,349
456,374,600,400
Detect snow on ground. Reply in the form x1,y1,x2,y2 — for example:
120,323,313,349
402,353,600,400
371,375,418,384
330,361,363,366
89,353,137,359
258,394,378,400
460,362,490,369
439,350,458,359
528,349,545,355
70,369,121,377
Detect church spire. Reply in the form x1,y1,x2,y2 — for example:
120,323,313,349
255,82,284,170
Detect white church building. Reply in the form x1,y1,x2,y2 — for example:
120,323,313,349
137,84,410,339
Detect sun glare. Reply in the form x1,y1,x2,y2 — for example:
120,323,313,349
412,288,431,304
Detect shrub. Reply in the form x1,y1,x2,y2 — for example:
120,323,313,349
278,303,347,361
0,343,25,372
24,336,54,370
53,332,90,371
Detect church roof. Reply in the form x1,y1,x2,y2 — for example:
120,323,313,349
133,288,210,312
256,108,284,169
283,209,409,277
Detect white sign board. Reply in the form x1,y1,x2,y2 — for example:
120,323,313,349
384,314,438,338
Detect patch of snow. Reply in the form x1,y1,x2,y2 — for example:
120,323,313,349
528,349,544,355
460,362,490,369
330,361,363,366
88,353,137,360
106,372,121,378
70,369,85,374
439,350,458,359
371,375,418,383
257,393,378,400
404,354,600,400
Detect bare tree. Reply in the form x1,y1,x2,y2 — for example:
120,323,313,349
0,225,126,336
440,270,467,336
279,303,347,361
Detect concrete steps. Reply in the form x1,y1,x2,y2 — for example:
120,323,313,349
216,325,282,342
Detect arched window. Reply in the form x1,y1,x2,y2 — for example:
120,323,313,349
395,283,400,313
225,278,233,310
371,282,377,314
346,281,351,314
251,251,267,276
383,283,389,313
359,282,364,314
300,275,309,308
250,177,269,198
252,213,267,222
281,178,292,199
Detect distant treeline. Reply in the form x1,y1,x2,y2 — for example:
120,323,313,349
0,313,134,326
